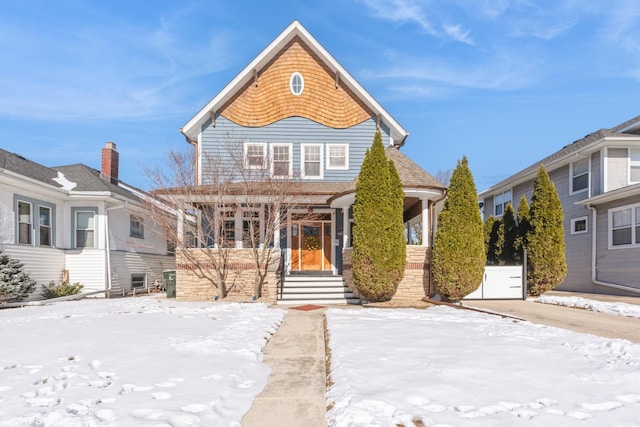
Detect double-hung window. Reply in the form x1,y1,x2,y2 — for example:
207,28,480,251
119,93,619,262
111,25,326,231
271,144,292,178
302,144,322,179
130,215,144,239
242,209,261,248
18,201,32,245
631,149,640,184
494,190,512,216
15,196,55,247
610,204,640,247
74,209,96,248
244,143,266,169
570,157,589,194
326,144,348,170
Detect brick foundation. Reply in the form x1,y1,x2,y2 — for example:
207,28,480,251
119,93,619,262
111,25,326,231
176,248,281,303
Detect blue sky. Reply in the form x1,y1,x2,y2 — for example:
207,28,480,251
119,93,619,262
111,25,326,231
2,0,640,191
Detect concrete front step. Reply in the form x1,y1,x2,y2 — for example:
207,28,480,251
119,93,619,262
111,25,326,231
278,275,360,305
277,298,361,305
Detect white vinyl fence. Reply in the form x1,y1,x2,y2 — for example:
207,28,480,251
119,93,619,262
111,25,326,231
464,265,525,300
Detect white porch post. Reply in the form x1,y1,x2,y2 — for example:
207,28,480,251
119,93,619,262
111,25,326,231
421,198,430,247
235,206,242,249
177,208,185,245
342,207,350,247
273,204,281,248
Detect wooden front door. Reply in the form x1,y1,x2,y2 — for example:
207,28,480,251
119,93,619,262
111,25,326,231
291,221,332,271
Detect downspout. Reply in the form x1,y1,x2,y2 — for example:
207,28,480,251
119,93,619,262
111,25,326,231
105,204,126,297
588,205,640,294
428,189,448,296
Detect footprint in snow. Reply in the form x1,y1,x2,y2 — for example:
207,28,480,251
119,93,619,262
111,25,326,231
97,371,114,379
237,380,255,389
89,360,101,370
61,365,77,372
512,408,538,419
567,411,593,420
120,384,154,394
181,404,207,413
169,413,201,426
424,404,447,413
152,391,173,400
546,408,565,416
25,397,61,407
94,409,117,422
130,408,165,420
581,401,624,411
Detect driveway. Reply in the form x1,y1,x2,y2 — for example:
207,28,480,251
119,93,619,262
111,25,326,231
463,293,640,343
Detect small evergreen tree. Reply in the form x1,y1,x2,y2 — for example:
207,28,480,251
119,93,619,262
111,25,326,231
527,166,567,296
515,195,530,264
432,156,485,301
0,249,36,303
501,203,518,264
352,130,405,301
42,281,84,299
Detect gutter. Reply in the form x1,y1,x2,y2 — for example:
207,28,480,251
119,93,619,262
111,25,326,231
587,205,640,295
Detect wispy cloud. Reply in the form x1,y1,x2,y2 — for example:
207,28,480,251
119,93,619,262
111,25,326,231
0,4,237,121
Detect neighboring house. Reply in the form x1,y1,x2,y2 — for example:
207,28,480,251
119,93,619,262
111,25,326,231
479,116,640,296
173,21,446,303
0,142,175,298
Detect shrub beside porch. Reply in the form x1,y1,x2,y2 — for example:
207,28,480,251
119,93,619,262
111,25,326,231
175,248,281,303
342,246,431,301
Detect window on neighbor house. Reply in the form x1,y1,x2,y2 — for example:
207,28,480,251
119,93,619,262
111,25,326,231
494,190,512,216
326,144,348,170
222,210,235,247
39,206,52,247
131,273,146,289
244,143,266,169
242,210,261,248
18,201,32,245
271,144,291,178
75,210,96,248
570,157,589,194
571,216,588,235
302,144,322,179
631,149,640,184
610,204,640,247
130,215,144,239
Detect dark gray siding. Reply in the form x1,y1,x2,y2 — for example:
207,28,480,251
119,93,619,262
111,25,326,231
200,115,383,183
594,195,640,291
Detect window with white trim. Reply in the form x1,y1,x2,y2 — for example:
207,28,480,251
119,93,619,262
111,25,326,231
131,273,146,289
570,157,589,194
39,206,52,246
271,144,292,178
74,210,96,248
326,144,348,170
242,209,261,248
290,72,304,96
609,204,640,247
631,149,640,184
494,190,512,216
570,216,588,234
244,143,266,169
301,144,323,179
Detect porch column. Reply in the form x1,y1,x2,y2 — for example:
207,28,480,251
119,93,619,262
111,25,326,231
273,205,281,248
342,207,350,247
177,208,185,244
421,198,430,247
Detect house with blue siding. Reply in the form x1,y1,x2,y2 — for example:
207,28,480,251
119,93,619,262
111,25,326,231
173,21,446,304
479,116,640,296
0,143,175,300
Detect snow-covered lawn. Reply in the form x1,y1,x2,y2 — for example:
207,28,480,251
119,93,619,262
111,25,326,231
0,297,285,426
535,295,640,319
325,306,640,427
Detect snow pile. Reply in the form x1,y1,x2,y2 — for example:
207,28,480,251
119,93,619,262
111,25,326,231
536,295,640,319
325,306,640,426
0,297,285,426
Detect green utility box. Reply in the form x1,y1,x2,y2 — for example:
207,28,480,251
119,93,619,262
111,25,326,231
163,270,176,298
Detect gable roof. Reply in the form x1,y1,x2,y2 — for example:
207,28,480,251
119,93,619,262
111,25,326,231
479,121,640,196
181,21,408,145
0,148,62,189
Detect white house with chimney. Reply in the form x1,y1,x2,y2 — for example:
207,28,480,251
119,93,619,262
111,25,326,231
0,142,175,299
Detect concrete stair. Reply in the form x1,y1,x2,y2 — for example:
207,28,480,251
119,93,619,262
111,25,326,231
277,274,360,305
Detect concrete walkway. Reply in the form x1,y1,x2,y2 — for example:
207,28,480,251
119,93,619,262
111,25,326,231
242,307,328,427
464,297,640,343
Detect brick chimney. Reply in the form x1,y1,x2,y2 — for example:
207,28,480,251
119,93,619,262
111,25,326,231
101,142,119,184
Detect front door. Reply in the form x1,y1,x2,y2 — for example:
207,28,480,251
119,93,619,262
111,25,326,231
291,220,332,271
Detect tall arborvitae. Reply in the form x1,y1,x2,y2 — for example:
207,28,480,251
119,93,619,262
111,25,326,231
352,130,405,301
484,216,496,262
0,249,36,303
501,203,518,265
432,156,485,301
527,166,567,296
515,195,530,264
